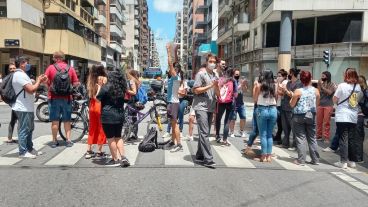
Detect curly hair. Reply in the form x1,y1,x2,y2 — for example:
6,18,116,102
106,70,127,104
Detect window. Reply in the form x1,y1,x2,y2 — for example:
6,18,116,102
317,13,362,44
67,16,75,31
0,6,6,17
265,22,280,48
45,14,66,29
296,18,314,46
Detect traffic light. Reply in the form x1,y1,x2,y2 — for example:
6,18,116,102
323,49,331,67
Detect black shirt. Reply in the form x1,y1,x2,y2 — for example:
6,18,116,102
281,79,303,112
96,84,125,124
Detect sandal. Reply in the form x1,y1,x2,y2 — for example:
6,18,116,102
85,150,95,159
5,139,17,144
96,152,106,158
222,141,231,146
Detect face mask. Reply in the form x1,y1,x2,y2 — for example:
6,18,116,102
277,77,283,83
288,75,292,80
234,76,240,80
25,63,31,72
208,63,216,70
321,78,327,82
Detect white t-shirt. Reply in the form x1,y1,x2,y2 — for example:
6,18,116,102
334,82,362,123
277,80,289,106
178,80,188,98
11,70,34,112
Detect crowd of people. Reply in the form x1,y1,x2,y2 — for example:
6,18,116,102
1,48,367,169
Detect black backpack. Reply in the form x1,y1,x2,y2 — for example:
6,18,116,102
0,72,24,106
138,127,158,152
359,89,368,117
50,64,72,96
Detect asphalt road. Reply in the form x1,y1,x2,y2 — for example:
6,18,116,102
0,102,367,206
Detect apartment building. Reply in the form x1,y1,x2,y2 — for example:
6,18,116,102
174,1,189,73
122,0,136,69
218,0,368,85
135,0,149,71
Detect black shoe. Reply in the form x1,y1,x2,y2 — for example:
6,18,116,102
65,141,74,147
120,157,131,167
203,161,216,168
51,141,59,148
105,159,120,167
215,135,221,143
195,158,204,163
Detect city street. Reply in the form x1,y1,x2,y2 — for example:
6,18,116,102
0,102,367,206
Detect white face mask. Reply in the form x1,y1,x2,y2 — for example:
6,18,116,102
208,63,216,70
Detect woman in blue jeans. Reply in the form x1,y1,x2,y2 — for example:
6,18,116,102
253,70,277,162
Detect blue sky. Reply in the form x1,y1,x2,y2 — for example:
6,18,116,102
147,0,183,72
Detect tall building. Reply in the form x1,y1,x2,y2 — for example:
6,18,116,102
174,2,189,74
0,0,101,80
122,0,139,69
218,0,368,86
139,0,149,71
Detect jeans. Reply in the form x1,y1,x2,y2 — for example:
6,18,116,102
8,110,18,139
15,111,34,155
336,122,357,163
247,106,258,147
316,106,333,140
257,106,277,155
350,115,364,162
292,113,320,164
167,99,188,133
215,102,233,141
195,110,214,162
330,129,339,151
281,110,295,148
274,106,282,143
230,104,246,120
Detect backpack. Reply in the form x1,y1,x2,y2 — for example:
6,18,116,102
219,79,235,103
138,127,158,152
0,72,24,106
50,64,72,96
135,86,148,104
359,89,368,117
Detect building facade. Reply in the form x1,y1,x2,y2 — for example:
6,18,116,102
218,0,368,88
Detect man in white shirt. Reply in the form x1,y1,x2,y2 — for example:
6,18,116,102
12,56,47,158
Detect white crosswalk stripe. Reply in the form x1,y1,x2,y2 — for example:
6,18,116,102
0,134,365,173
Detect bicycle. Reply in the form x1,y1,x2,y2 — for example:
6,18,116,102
122,102,166,142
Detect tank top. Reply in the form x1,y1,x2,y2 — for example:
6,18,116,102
293,86,316,114
257,92,276,106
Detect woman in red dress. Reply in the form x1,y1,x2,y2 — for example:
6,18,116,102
85,65,107,159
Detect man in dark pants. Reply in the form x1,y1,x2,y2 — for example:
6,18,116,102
192,54,220,168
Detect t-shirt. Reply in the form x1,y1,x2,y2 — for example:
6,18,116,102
45,61,79,100
192,69,216,113
178,80,188,99
11,69,34,112
96,84,125,124
235,79,247,106
167,75,181,103
277,80,288,106
281,79,303,111
334,82,362,123
319,82,336,107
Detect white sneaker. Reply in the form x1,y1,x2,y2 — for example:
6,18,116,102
162,132,170,138
230,133,235,138
20,152,36,159
288,147,296,151
186,135,193,141
30,149,43,156
180,132,183,138
241,131,247,138
334,162,348,169
348,161,356,168
322,147,334,152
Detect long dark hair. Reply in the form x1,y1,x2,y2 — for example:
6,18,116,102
260,69,275,98
106,70,127,104
87,65,106,98
322,71,331,83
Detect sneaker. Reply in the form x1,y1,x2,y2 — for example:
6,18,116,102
186,135,193,141
66,141,74,147
105,159,121,167
241,131,247,138
203,161,216,168
293,160,305,166
348,161,356,168
85,151,95,159
30,149,43,156
288,147,296,151
170,144,183,153
322,147,335,152
307,161,320,165
20,152,36,159
120,157,131,167
96,152,106,158
230,133,235,138
180,132,183,138
162,132,170,138
334,162,348,169
215,135,221,143
195,158,204,163
51,141,59,148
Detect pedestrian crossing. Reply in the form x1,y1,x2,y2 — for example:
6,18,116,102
0,135,365,173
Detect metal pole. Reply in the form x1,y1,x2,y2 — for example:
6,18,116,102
231,3,235,67
180,9,184,69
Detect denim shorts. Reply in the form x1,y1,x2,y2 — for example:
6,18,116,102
48,99,72,122
230,105,246,120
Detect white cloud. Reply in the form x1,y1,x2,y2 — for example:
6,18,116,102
153,0,183,13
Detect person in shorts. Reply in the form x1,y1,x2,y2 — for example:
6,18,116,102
45,51,79,148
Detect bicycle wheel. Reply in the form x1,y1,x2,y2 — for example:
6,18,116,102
59,112,88,142
150,103,167,124
36,102,49,122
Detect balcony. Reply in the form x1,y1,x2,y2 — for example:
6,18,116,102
194,33,207,43
110,41,123,54
134,19,139,28
95,13,107,26
93,8,98,20
81,0,94,7
195,19,207,29
134,39,139,46
110,24,123,38
195,3,208,14
80,7,94,26
110,7,123,21
233,13,250,36
134,8,139,16
121,0,126,10
122,29,126,40
110,0,123,13
219,0,231,18
95,0,107,5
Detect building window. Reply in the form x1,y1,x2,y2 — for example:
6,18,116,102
296,18,314,46
0,6,6,17
317,13,362,44
265,22,280,48
45,14,66,29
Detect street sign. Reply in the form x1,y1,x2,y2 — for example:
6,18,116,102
4,39,20,47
